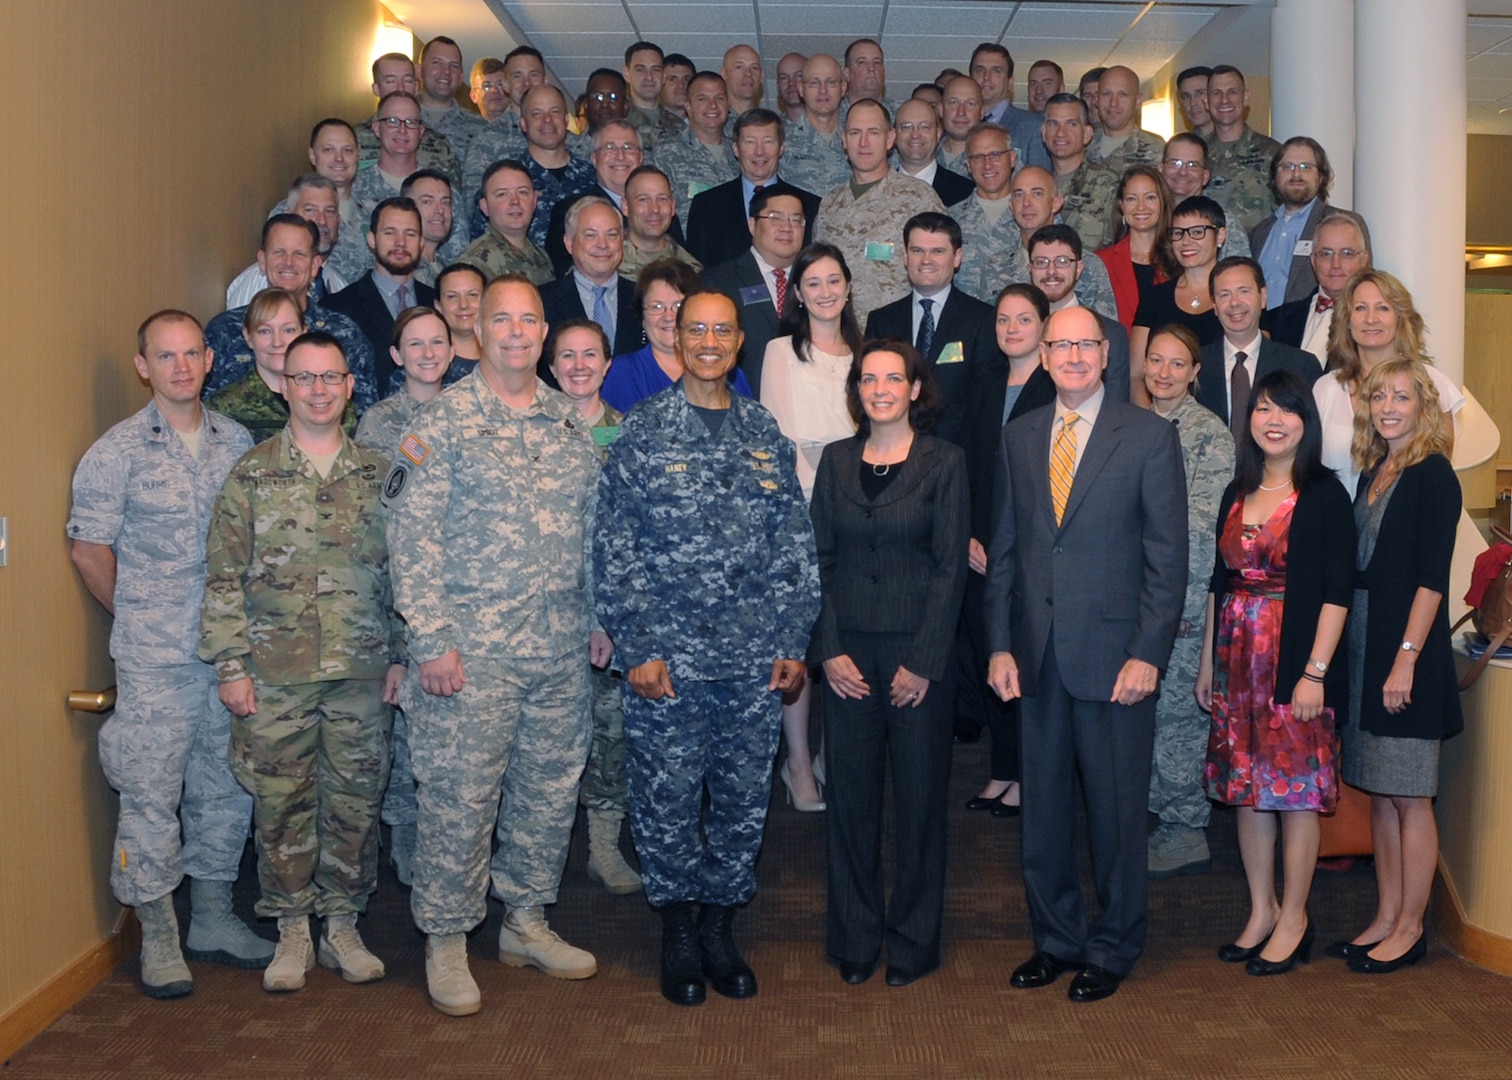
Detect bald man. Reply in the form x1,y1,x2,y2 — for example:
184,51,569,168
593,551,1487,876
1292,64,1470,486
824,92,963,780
1085,66,1165,174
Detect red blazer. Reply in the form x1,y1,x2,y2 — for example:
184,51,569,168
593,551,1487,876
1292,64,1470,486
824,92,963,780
1097,234,1168,334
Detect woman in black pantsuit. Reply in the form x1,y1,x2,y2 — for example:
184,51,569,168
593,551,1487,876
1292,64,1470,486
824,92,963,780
811,339,970,988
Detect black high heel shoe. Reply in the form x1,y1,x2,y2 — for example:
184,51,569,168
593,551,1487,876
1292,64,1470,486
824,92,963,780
1245,922,1315,976
1217,933,1271,964
1325,938,1382,961
1348,935,1427,974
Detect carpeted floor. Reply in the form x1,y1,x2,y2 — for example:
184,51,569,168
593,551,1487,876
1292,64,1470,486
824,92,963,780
8,739,1512,1079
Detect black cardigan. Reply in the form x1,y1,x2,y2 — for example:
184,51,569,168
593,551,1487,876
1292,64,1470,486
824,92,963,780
1355,453,1465,739
1209,473,1356,707
963,365,1058,540
810,435,970,682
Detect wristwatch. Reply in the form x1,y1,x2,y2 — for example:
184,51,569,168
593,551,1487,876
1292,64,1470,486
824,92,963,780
1308,658,1328,675
1401,641,1418,653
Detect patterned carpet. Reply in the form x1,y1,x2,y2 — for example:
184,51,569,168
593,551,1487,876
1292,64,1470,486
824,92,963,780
9,740,1512,1079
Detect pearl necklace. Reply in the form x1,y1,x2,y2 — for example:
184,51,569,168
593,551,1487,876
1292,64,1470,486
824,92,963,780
1258,477,1292,492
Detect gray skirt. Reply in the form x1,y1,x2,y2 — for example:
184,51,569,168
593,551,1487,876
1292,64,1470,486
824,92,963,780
1342,587,1441,798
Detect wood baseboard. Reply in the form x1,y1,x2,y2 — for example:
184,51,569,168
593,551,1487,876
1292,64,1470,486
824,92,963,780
0,910,138,1064
1433,867,1512,976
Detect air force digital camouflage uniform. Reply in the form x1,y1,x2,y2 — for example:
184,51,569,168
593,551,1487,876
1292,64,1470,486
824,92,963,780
815,171,945,324
628,104,686,152
458,226,555,285
1150,394,1234,833
593,389,821,907
199,428,398,918
972,238,1122,323
202,302,380,415
1055,160,1122,253
949,194,1025,303
650,127,738,229
1087,129,1166,174
382,373,600,934
67,402,255,907
1206,126,1282,235
779,118,851,198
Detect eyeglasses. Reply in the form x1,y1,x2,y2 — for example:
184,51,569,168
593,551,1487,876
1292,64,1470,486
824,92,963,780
645,300,682,316
1315,247,1365,262
1169,225,1217,240
1161,158,1204,171
1044,339,1105,354
596,142,641,157
965,149,1012,166
588,92,625,104
755,211,805,227
376,117,422,129
681,322,739,341
1030,255,1078,270
285,371,350,387
804,78,842,90
1277,161,1317,173
480,80,507,93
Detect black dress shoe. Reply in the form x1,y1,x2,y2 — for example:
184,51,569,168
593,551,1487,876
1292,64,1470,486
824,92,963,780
1010,951,1078,989
1347,935,1426,974
839,961,874,985
885,962,937,988
1217,935,1269,963
1067,965,1122,1002
1246,922,1315,976
991,800,1021,819
965,794,1001,811
1325,938,1382,961
659,903,706,1006
698,904,757,999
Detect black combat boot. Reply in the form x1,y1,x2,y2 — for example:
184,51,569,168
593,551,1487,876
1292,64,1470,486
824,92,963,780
659,902,706,1006
698,903,757,998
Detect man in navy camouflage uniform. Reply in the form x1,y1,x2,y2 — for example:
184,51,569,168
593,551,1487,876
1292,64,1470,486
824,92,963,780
594,289,820,1007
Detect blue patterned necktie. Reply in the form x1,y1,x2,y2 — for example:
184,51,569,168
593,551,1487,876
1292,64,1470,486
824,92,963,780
916,297,935,358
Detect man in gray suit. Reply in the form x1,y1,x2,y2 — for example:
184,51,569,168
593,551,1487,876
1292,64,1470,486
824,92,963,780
985,304,1187,1002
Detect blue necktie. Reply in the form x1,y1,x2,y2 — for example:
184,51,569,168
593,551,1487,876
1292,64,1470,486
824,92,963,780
592,284,614,344
916,297,935,358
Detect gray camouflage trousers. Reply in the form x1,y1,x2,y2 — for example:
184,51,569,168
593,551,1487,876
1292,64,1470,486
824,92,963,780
229,678,392,918
623,673,782,908
1149,633,1212,829
578,667,627,813
404,651,591,935
99,663,254,906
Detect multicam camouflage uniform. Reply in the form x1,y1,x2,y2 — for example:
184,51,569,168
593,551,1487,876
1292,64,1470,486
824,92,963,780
199,428,398,918
383,373,600,934
202,302,380,415
1206,126,1282,235
593,389,820,907
628,103,685,152
356,119,461,188
1088,129,1166,174
650,127,738,229
67,401,255,907
814,171,945,324
1150,393,1234,830
618,237,702,282
207,371,356,444
948,194,1024,303
1055,159,1122,253
458,226,555,285
779,117,851,197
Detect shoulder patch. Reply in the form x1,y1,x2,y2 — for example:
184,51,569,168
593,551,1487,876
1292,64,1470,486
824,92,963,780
399,434,431,465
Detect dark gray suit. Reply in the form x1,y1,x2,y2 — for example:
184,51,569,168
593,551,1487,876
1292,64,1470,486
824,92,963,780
1249,200,1327,308
1195,336,1320,427
983,391,1186,976
702,249,785,397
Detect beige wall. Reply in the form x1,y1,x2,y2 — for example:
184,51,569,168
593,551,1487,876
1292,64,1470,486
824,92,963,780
0,0,380,1032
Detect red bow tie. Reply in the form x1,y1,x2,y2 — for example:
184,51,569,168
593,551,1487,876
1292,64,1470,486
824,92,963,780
1314,294,1335,314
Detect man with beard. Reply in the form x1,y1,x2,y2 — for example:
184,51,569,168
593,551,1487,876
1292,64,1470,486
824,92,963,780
1250,136,1333,308
230,175,348,306
203,216,380,412
1026,224,1130,401
325,197,438,393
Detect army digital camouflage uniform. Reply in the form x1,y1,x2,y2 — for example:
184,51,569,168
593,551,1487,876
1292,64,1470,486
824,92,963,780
386,356,479,398
814,170,946,324
383,372,600,935
1206,126,1282,235
649,127,737,229
459,115,529,236
207,371,357,444
522,154,599,250
618,237,702,282
416,215,472,290
972,238,1121,323
580,403,629,815
593,389,821,907
357,117,462,188
1150,394,1234,830
67,401,255,907
422,103,487,166
1087,129,1167,174
779,117,851,198
266,190,375,284
1055,159,1122,253
202,301,380,415
948,193,1024,303
458,226,555,285
199,428,398,918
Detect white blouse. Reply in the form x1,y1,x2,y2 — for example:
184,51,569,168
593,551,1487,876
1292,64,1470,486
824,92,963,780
1312,363,1465,497
760,335,856,501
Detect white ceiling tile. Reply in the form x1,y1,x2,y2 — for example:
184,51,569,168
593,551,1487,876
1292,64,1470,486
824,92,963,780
881,6,1012,39
509,3,635,37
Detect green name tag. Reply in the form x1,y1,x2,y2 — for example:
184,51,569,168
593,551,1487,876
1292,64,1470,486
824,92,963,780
592,425,621,448
937,341,965,365
688,181,713,198
864,240,895,261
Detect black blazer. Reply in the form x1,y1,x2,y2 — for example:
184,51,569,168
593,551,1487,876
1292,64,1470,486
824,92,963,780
544,182,689,276
1265,292,1316,352
540,272,644,384
928,165,974,208
702,249,785,397
1209,475,1355,707
962,366,1057,540
1098,313,1132,403
1249,200,1327,307
1195,337,1320,426
810,434,970,681
864,288,1004,446
323,273,436,393
685,177,821,268
1355,454,1464,740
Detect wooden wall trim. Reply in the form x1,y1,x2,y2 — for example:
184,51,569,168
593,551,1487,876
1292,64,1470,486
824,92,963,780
0,912,137,1064
1433,864,1512,977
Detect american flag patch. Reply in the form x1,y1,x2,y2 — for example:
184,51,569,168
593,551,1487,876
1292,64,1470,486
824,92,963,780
399,434,431,465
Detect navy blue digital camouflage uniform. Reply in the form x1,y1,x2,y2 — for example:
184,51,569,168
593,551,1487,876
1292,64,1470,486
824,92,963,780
202,302,380,415
593,387,820,907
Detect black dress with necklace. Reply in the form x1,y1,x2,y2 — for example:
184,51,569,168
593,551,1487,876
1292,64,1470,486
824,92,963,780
1132,278,1223,347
